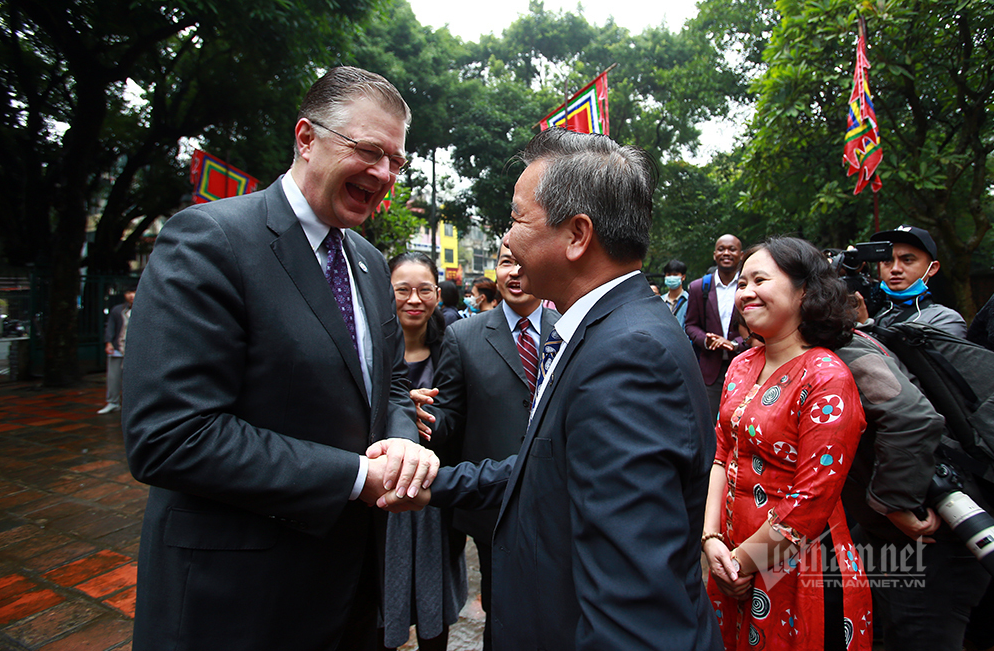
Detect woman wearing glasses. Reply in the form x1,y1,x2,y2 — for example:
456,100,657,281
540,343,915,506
380,252,467,651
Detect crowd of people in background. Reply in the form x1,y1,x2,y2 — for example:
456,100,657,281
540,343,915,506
114,64,994,651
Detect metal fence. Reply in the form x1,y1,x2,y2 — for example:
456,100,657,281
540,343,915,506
0,272,139,380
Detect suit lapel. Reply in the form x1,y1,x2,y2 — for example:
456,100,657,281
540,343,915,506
708,272,722,333
495,277,649,522
539,307,558,345
485,310,528,388
266,186,367,398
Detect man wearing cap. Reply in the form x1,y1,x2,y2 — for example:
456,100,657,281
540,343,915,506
869,224,966,337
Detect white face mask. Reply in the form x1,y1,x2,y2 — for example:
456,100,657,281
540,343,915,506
465,294,481,312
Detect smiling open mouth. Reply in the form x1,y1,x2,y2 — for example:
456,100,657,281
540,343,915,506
347,182,373,204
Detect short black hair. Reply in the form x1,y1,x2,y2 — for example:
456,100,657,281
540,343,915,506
741,237,855,350
662,259,687,275
438,280,461,309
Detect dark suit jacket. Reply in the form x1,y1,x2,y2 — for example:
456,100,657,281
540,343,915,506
122,178,417,651
684,272,745,385
431,275,721,651
427,305,559,542
104,302,128,353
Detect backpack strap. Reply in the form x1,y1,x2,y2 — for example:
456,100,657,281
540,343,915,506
700,272,713,322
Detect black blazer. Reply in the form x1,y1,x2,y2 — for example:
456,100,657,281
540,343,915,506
123,178,417,651
432,275,722,651
428,305,559,541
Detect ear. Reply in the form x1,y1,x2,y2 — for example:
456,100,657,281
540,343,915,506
564,214,594,263
925,259,940,281
294,119,317,161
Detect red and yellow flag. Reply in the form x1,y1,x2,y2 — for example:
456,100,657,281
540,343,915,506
189,149,259,204
539,71,610,135
843,19,882,195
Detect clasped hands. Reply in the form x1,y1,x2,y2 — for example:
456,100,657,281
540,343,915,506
703,538,756,601
359,438,434,513
705,332,737,352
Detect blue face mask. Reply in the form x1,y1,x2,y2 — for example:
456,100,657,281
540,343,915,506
879,261,934,300
664,275,683,290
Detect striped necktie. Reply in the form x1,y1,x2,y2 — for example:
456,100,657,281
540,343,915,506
516,317,538,398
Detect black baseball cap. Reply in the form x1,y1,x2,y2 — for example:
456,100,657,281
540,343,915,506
871,224,938,260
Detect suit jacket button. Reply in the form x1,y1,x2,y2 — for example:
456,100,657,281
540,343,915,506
522,399,529,408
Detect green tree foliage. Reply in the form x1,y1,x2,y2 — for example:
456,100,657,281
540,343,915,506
1,0,381,385
446,1,742,243
354,184,423,258
741,0,994,317
350,1,472,255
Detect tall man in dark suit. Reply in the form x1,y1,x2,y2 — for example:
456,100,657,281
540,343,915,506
123,67,437,651
398,128,721,651
684,233,746,421
416,242,559,650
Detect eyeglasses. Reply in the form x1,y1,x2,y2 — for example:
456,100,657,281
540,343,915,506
393,284,437,301
308,118,409,175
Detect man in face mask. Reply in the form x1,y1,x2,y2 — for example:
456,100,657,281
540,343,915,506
869,224,967,337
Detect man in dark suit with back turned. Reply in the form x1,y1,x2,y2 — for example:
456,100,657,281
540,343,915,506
396,128,721,651
414,241,559,650
123,67,438,651
684,233,746,421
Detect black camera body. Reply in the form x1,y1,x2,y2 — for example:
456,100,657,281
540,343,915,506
828,241,892,316
925,463,994,576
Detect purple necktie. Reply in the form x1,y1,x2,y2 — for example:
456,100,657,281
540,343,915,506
324,229,359,359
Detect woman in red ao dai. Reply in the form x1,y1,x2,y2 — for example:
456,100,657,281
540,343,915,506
703,237,871,651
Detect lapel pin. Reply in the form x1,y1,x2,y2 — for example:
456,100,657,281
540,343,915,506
358,260,368,273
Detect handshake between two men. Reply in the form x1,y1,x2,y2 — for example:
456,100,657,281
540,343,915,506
358,437,435,512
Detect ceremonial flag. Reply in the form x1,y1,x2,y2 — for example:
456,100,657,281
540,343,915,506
376,187,394,214
190,149,259,204
843,20,882,195
539,70,610,135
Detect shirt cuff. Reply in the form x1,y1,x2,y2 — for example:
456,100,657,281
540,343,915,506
349,454,368,501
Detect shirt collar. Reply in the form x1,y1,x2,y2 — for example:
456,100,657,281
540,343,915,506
553,270,641,345
281,172,335,253
714,271,739,289
502,300,543,334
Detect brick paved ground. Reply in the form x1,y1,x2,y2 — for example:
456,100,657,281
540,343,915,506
0,377,141,651
0,376,484,651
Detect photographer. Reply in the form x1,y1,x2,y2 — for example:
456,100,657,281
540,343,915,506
837,330,989,651
866,225,966,337
828,240,991,650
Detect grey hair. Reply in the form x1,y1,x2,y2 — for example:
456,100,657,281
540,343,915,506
515,128,656,262
293,66,411,160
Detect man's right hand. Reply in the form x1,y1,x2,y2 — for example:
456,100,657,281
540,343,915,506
887,508,940,543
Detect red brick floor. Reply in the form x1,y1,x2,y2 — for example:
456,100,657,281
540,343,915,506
0,377,142,650
0,375,487,651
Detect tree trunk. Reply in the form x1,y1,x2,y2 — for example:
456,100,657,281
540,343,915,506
42,79,109,386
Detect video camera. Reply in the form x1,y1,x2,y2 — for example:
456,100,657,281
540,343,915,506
826,241,892,317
